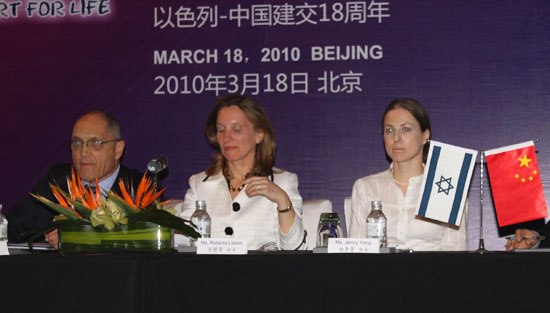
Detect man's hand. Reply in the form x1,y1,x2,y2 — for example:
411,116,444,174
44,229,59,249
505,229,540,251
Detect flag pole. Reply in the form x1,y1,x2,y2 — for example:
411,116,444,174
474,150,491,253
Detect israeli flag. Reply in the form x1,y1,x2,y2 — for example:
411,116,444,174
416,140,478,226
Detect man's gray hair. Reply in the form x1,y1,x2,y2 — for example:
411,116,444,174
85,110,122,138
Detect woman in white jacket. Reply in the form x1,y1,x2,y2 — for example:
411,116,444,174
178,95,305,250
349,98,466,251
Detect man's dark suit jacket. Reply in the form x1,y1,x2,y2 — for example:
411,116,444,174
500,218,550,249
538,223,550,248
6,164,143,243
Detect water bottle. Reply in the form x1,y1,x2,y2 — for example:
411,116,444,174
0,204,7,242
190,200,211,247
366,200,387,247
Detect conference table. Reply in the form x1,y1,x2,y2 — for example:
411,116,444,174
1,249,549,313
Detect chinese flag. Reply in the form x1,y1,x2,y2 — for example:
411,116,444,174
485,141,548,227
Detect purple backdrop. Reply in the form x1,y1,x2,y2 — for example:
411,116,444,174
1,0,549,250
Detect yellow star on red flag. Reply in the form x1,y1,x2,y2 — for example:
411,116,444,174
518,154,532,168
485,141,548,227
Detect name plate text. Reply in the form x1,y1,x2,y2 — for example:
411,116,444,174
327,238,380,253
196,238,248,255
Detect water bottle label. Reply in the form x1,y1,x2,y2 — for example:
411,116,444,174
196,222,211,238
0,226,7,240
367,222,386,237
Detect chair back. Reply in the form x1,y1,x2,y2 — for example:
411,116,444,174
344,196,352,237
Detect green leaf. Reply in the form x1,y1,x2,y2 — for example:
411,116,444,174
31,194,80,219
107,192,139,216
50,185,93,221
129,207,201,239
64,197,93,221
23,218,91,243
105,199,129,224
90,209,117,230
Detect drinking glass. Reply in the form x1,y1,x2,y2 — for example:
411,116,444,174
257,242,280,252
316,213,342,247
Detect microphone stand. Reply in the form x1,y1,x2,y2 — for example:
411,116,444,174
474,150,490,254
151,172,160,193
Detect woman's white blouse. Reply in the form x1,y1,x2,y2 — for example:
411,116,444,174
349,166,467,251
177,169,305,250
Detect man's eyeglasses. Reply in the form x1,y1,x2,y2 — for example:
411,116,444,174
70,138,121,151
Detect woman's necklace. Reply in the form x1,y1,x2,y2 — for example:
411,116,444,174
391,170,409,186
393,177,408,186
227,179,246,192
224,167,248,192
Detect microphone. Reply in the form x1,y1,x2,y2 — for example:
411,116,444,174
147,155,168,174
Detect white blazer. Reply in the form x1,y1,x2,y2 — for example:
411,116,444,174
178,169,305,250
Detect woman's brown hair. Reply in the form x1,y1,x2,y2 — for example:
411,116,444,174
383,97,432,162
204,95,277,177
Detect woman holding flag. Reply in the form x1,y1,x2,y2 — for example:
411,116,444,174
348,98,467,251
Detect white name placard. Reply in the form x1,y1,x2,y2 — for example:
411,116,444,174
196,238,248,255
327,238,380,253
0,241,9,255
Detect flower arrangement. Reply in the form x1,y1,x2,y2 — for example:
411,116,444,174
30,168,199,252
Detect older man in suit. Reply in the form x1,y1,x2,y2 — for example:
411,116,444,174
5,111,143,245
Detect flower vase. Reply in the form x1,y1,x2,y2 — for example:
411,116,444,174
58,222,174,253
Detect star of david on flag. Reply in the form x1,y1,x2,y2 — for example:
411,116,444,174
435,176,454,195
485,141,548,227
416,140,477,226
